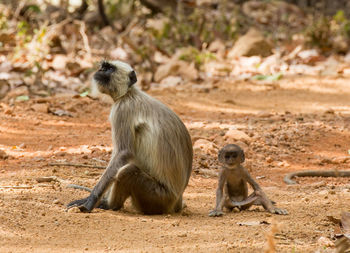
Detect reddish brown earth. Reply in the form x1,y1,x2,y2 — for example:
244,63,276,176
1,75,350,252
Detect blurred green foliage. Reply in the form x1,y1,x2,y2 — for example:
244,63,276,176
305,10,350,52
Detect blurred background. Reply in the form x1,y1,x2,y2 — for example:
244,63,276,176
1,0,350,99
2,2,350,252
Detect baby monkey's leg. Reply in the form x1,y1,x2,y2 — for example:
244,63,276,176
228,191,288,215
225,192,259,210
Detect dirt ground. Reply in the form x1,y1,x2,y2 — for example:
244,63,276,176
1,75,350,252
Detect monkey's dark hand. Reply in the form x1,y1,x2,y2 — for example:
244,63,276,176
209,209,224,217
67,195,97,213
269,207,288,215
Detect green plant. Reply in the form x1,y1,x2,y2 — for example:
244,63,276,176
304,16,332,51
148,3,239,55
304,10,350,52
178,47,216,68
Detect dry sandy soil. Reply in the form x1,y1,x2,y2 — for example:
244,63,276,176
1,75,350,252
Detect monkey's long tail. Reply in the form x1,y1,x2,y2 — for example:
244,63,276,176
67,184,92,192
284,170,350,185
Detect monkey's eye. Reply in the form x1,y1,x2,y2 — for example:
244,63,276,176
100,62,116,73
225,151,238,159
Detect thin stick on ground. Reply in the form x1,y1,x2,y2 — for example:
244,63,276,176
48,163,106,169
0,186,33,189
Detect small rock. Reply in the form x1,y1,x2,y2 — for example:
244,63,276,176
277,161,290,167
160,76,182,87
31,103,49,113
208,39,226,58
332,157,349,164
198,168,218,178
266,156,273,163
317,236,334,247
324,108,335,114
53,199,61,205
18,143,26,149
193,139,217,155
0,149,8,160
54,151,67,157
6,86,29,98
32,157,45,162
67,206,81,213
49,109,73,117
0,79,10,99
4,108,13,115
234,141,249,151
227,28,272,58
318,190,328,195
225,129,251,143
154,60,198,82
110,47,128,61
257,111,273,118
52,54,68,71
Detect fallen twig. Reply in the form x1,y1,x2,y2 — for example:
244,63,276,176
0,185,33,189
35,176,68,183
48,162,105,169
75,20,92,60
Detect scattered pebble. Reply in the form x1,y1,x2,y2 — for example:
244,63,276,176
0,149,8,160
225,129,251,143
317,236,334,247
53,199,61,205
67,207,81,213
31,103,49,113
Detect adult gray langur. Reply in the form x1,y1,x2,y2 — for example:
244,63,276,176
67,60,193,214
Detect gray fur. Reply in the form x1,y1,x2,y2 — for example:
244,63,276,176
67,60,193,214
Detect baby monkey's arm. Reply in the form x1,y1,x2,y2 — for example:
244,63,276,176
209,170,226,217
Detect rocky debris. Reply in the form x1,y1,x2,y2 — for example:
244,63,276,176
224,129,251,143
51,54,68,71
192,109,350,175
0,149,8,160
67,206,81,213
154,60,198,83
197,168,218,178
227,28,272,58
0,80,10,99
159,76,182,88
193,139,218,156
317,236,334,247
31,103,49,113
5,86,29,99
242,1,305,27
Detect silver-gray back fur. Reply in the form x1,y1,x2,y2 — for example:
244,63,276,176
95,60,193,198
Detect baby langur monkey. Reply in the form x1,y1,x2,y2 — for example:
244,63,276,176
209,144,288,217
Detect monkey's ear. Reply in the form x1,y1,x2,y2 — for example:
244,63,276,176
240,150,245,163
218,149,223,162
129,70,137,87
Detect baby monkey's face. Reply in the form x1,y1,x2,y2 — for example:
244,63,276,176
223,150,240,166
218,144,245,168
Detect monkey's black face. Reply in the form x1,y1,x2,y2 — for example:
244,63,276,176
93,61,116,85
218,144,245,167
224,151,239,165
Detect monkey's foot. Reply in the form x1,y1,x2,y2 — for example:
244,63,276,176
270,207,288,215
67,196,96,213
209,210,224,217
